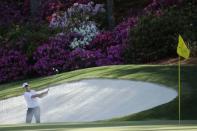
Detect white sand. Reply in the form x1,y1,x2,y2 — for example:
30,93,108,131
0,79,177,124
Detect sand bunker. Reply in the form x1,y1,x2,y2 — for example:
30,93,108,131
0,79,177,124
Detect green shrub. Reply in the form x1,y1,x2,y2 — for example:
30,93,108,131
114,0,149,22
124,1,197,63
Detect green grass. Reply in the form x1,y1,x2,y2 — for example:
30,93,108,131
0,65,197,120
0,121,197,131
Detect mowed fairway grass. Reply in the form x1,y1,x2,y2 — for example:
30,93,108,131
0,121,197,131
0,65,197,130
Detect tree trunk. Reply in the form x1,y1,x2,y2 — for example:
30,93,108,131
30,0,40,17
107,0,115,30
24,0,30,16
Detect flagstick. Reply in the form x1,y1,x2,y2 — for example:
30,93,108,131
178,56,181,125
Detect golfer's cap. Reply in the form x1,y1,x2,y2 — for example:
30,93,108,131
22,82,29,88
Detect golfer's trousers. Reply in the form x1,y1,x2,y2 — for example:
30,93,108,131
26,106,40,123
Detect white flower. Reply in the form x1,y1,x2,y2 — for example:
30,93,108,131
73,3,79,6
49,2,106,29
70,22,99,49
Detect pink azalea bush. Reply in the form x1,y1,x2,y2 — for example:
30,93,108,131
0,0,186,83
86,32,115,52
41,0,65,21
114,17,138,44
33,33,81,76
85,17,138,65
67,48,105,70
95,44,125,66
0,50,29,83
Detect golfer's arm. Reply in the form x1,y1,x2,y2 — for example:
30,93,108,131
31,92,46,98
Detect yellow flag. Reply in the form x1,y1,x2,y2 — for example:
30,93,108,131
177,35,190,59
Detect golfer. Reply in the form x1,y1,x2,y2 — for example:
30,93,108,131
22,82,49,123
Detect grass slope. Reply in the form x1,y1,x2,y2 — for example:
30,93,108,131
0,65,197,120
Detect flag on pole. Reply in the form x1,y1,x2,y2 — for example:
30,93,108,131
177,35,190,59
177,35,190,124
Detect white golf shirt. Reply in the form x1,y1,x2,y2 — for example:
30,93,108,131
24,90,39,108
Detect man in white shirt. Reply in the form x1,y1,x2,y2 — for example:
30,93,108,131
22,82,49,123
